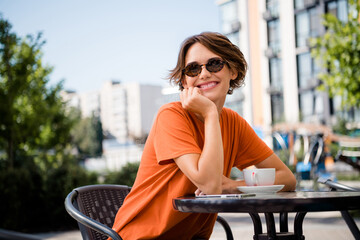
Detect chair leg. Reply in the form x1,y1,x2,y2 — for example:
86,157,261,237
216,216,234,240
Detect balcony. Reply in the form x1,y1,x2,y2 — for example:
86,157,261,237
304,0,319,8
263,9,279,21
265,47,281,58
266,85,283,94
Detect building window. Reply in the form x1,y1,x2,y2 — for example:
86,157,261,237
269,58,284,123
267,19,281,54
266,0,280,17
265,0,283,123
299,90,324,122
297,52,321,89
271,94,284,123
269,58,282,92
294,0,319,10
226,32,240,46
297,51,323,122
326,0,348,22
219,0,240,46
295,7,320,47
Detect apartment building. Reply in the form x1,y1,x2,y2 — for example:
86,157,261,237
80,91,100,118
61,81,163,170
217,0,355,139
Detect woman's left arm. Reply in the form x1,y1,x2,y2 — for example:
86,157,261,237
221,153,296,193
255,153,296,191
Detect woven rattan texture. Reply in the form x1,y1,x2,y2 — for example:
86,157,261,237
78,187,130,240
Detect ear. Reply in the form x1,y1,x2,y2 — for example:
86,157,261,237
230,69,238,80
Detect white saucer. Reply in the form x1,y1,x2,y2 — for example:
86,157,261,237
237,185,284,194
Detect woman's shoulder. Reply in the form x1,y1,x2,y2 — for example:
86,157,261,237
159,101,183,113
222,107,244,121
157,102,188,118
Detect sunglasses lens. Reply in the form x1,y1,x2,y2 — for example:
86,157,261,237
183,58,226,77
184,63,201,77
207,59,224,72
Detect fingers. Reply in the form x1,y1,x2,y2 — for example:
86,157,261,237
180,87,199,108
195,188,205,196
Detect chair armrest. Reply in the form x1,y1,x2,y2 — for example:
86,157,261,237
64,190,122,240
317,177,360,192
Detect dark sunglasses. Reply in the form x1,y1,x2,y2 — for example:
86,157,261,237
182,58,227,77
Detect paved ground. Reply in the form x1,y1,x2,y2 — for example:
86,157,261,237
36,211,359,239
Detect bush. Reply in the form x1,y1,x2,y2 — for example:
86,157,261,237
104,161,140,186
42,161,98,231
0,159,98,233
0,166,44,232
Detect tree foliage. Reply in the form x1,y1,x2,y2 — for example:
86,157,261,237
310,0,360,108
0,16,99,232
71,110,103,158
104,161,140,186
0,16,74,169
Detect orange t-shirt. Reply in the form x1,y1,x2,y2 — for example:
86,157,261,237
111,102,273,239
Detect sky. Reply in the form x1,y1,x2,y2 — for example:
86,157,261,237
0,0,220,93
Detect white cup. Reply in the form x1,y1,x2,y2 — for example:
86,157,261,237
243,168,275,186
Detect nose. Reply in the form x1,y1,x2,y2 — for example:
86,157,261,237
198,65,211,79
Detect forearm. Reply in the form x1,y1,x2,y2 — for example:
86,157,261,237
256,153,297,191
274,168,296,191
197,111,224,194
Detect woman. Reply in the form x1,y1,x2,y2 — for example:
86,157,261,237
111,32,296,239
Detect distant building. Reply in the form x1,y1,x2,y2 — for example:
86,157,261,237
124,82,163,141
102,138,143,171
161,85,180,104
60,90,80,110
80,91,100,118
100,81,128,141
61,81,163,171
100,80,162,142
100,81,162,170
216,0,358,138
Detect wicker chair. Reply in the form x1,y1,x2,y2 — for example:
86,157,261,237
65,184,234,240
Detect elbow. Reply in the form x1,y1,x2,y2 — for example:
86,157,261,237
199,179,222,195
289,175,297,191
202,186,222,195
284,173,297,191
208,185,222,195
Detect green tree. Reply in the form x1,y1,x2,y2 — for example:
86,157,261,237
0,16,99,232
310,0,360,108
104,161,140,186
71,111,103,158
0,16,73,169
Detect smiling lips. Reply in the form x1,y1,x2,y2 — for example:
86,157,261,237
197,81,218,90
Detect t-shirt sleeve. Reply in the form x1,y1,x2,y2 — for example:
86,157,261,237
153,108,201,165
234,116,274,170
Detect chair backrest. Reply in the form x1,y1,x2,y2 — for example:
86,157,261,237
73,184,131,240
68,184,234,240
336,141,360,171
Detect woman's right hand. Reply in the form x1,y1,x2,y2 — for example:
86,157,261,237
180,87,217,119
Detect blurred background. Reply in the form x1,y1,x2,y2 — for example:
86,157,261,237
0,0,359,235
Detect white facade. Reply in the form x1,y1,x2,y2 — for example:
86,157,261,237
61,81,163,171
124,83,162,140
99,81,162,170
80,91,100,117
60,90,80,110
103,139,143,171
100,81,128,141
216,0,351,136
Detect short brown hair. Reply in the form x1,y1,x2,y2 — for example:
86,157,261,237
168,32,247,94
